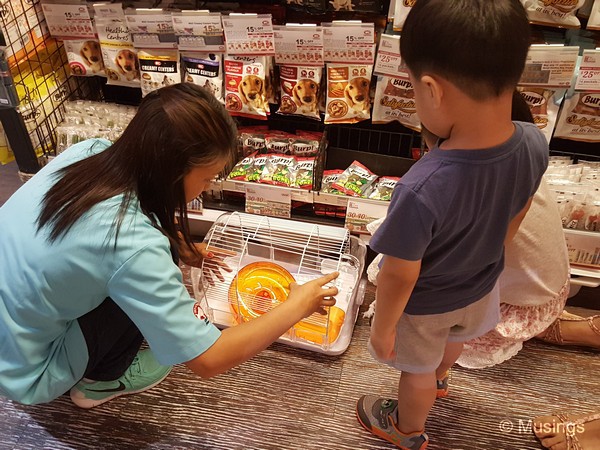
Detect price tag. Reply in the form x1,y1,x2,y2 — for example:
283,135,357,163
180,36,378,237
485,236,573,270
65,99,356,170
172,12,225,52
41,2,95,39
273,25,324,66
323,22,376,64
245,184,291,218
125,10,177,48
575,50,600,92
344,198,388,234
222,14,275,55
374,34,409,79
520,46,579,88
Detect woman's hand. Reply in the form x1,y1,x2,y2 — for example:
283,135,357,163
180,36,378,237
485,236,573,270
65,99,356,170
179,242,233,284
286,271,340,318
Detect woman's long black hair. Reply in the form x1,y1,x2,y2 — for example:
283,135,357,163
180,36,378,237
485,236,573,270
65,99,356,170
37,83,237,254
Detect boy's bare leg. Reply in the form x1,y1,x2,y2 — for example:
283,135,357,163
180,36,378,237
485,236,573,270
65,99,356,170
436,341,464,379
397,372,436,433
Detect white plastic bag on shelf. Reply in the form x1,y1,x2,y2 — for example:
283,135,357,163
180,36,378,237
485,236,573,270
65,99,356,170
588,0,600,29
521,0,587,28
554,91,600,143
516,87,565,143
372,75,420,131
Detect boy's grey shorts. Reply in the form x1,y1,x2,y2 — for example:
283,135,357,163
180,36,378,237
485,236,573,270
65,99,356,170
368,283,500,374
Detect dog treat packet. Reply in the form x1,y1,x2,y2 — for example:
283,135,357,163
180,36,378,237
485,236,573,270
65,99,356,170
64,39,106,77
181,52,224,103
332,160,378,197
240,131,268,156
278,65,322,120
227,152,256,181
320,169,345,193
290,137,320,157
517,87,564,143
393,0,416,31
246,154,269,182
554,92,600,142
293,157,316,190
325,64,373,124
589,0,600,29
224,55,270,120
521,0,586,28
366,176,400,201
260,154,297,186
372,75,420,131
265,135,293,154
95,7,141,89
137,49,180,97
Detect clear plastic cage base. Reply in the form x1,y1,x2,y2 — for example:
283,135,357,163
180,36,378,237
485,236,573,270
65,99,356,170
191,212,367,355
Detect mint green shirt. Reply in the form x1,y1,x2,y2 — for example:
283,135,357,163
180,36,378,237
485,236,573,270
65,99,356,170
0,139,221,404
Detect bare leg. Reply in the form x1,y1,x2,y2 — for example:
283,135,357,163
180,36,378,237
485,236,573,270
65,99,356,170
537,313,600,350
397,371,436,434
436,341,464,379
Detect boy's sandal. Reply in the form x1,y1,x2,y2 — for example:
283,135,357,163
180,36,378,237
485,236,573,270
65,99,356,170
538,311,600,347
356,395,429,450
536,412,600,450
436,369,450,399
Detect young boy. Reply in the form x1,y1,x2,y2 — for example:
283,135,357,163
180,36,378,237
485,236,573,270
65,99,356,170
355,1,547,449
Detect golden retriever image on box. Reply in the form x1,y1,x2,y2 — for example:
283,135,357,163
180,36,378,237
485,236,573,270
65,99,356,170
344,77,371,113
79,40,104,74
115,49,140,81
238,74,267,112
292,79,319,115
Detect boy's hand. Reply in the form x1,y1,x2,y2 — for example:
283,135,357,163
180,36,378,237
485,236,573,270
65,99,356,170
369,325,397,361
287,272,339,318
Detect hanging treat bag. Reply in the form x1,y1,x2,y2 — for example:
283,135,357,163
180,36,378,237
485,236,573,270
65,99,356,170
325,64,373,124
372,75,420,131
517,87,564,143
367,176,401,201
331,160,378,197
95,10,140,88
554,92,600,143
64,39,106,76
259,154,297,186
293,157,316,190
224,55,270,119
278,65,322,120
138,49,180,97
181,53,224,103
589,0,600,29
393,0,416,31
521,0,587,28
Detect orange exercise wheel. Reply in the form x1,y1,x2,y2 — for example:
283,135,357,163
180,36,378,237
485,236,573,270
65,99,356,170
228,261,345,345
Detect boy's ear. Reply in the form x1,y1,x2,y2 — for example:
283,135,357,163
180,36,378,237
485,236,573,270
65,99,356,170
420,75,443,110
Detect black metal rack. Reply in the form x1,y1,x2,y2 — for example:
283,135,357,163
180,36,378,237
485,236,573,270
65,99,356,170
0,0,103,179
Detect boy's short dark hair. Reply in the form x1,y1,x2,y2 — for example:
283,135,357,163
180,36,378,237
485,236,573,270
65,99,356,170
401,0,531,100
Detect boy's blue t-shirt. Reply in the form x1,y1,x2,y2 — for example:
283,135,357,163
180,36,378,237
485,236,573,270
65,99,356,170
0,139,221,404
370,122,548,315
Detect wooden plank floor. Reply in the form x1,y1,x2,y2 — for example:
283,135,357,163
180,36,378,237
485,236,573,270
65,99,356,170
1,271,599,450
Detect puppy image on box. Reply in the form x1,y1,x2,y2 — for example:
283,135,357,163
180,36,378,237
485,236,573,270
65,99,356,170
239,75,267,112
344,77,371,113
115,49,140,81
293,79,320,115
330,0,354,11
79,40,104,74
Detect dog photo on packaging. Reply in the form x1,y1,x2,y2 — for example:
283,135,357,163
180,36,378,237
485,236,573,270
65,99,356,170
64,39,106,76
224,55,270,119
279,65,322,120
325,64,373,124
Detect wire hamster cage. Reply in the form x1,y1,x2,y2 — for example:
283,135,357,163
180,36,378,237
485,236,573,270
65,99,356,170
191,211,367,355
